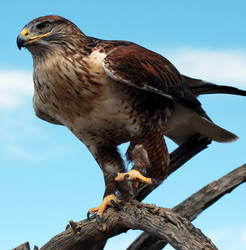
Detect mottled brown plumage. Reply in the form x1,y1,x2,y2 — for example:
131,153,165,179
17,15,238,217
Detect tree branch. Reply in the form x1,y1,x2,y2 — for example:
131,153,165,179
13,242,31,250
39,200,217,250
127,164,246,250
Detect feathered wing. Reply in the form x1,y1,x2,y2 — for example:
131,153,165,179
103,42,202,110
182,75,246,97
102,42,238,144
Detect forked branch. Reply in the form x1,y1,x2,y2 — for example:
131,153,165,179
39,200,217,250
127,164,246,250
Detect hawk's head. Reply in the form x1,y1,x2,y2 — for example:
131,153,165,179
17,15,86,57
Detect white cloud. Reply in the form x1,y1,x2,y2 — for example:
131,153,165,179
163,49,246,87
0,108,74,163
0,70,33,108
205,226,246,250
1,49,246,109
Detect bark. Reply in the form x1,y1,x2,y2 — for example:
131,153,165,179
40,200,217,250
127,164,246,250
13,242,31,250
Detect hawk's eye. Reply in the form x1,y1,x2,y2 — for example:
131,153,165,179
36,21,50,30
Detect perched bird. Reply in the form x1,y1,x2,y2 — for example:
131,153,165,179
17,15,245,218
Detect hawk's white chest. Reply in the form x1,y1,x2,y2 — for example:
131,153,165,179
32,50,143,146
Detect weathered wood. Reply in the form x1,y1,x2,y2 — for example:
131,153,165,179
127,164,246,250
40,200,217,250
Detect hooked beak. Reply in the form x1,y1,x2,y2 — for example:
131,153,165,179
17,28,50,50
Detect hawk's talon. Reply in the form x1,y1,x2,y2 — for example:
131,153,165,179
87,211,96,221
115,170,153,190
88,194,121,220
87,211,91,220
124,174,130,181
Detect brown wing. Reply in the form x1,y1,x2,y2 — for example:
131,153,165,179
102,42,203,111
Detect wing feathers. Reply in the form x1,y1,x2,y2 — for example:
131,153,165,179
182,75,246,97
192,115,238,143
102,42,203,110
103,63,173,100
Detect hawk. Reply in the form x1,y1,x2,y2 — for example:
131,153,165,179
17,15,245,218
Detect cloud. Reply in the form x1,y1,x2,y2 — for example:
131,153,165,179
0,109,74,163
0,70,33,108
162,49,246,87
1,49,246,109
205,226,246,250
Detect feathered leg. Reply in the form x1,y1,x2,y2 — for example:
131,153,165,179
88,146,130,219
117,128,169,189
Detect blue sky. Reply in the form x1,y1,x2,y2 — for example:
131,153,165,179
1,1,246,249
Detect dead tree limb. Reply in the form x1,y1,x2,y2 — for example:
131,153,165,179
127,164,246,250
13,242,31,250
39,200,217,250
33,164,245,250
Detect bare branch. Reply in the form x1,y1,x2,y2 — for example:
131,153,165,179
127,164,246,250
13,242,31,250
39,200,217,250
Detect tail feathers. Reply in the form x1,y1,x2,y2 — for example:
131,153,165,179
193,115,238,143
182,75,246,97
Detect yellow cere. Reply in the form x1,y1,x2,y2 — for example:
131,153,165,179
21,28,28,36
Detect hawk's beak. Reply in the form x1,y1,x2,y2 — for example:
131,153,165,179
17,28,50,50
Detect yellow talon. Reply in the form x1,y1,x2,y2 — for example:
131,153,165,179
88,194,120,218
115,169,152,185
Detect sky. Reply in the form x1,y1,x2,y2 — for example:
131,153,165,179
1,1,246,249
